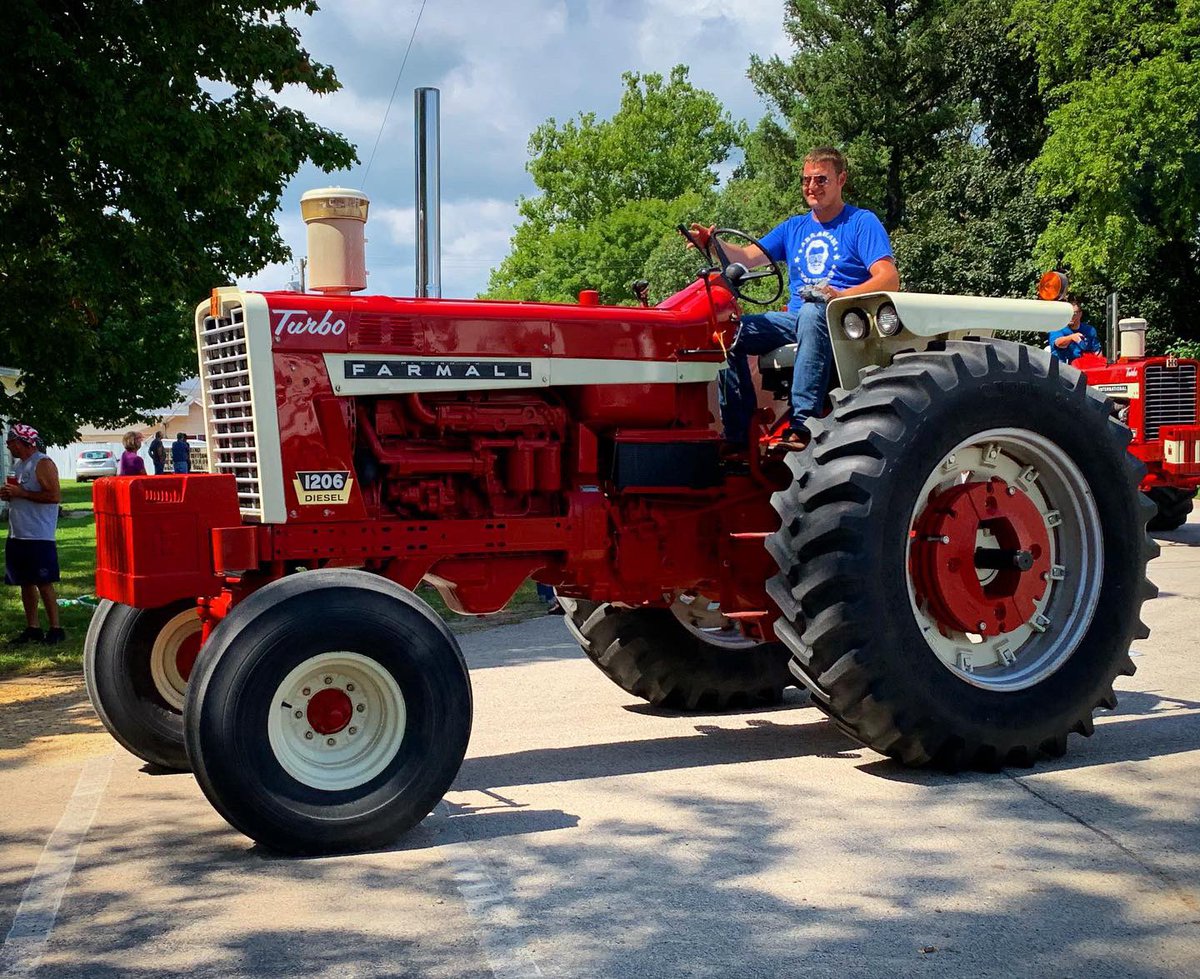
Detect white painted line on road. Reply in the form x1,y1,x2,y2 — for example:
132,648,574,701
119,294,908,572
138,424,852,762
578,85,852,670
435,803,544,979
0,755,113,977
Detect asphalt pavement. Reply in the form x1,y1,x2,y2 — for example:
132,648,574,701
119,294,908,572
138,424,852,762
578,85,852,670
2,518,1199,978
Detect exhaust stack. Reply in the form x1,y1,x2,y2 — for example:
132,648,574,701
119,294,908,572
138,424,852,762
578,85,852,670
415,87,441,298
300,187,370,294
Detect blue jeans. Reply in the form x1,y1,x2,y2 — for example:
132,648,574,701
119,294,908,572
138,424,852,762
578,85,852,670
718,303,833,444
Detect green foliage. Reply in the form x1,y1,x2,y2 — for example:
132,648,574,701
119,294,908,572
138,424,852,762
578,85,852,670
738,0,1051,301
893,146,1046,298
487,68,737,304
1,1,356,444
1012,0,1200,343
746,0,969,228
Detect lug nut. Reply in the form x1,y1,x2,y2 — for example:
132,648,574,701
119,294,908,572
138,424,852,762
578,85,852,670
326,737,336,746
349,726,357,735
346,683,355,692
304,731,314,740
323,675,333,685
356,703,365,713
294,710,303,719
302,687,311,696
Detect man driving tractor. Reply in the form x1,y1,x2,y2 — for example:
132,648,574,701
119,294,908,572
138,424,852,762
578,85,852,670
1048,295,1103,364
690,146,899,449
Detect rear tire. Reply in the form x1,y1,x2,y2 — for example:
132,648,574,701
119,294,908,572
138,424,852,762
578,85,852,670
563,599,794,711
184,569,472,855
84,599,201,771
767,340,1157,769
1146,486,1194,531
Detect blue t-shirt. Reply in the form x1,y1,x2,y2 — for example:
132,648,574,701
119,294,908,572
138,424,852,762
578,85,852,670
1048,322,1102,363
759,204,894,312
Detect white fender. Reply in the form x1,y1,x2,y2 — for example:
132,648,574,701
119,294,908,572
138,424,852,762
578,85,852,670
822,292,1074,391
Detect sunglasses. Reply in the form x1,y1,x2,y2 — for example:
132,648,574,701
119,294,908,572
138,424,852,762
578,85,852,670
802,174,831,187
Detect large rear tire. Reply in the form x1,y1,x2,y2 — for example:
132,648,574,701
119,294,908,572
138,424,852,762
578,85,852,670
1146,485,1194,531
561,597,794,711
83,599,203,771
767,340,1157,769
184,569,472,855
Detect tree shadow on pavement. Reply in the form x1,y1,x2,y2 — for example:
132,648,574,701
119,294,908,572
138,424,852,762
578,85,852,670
0,678,107,771
5,750,1195,979
1152,523,1200,546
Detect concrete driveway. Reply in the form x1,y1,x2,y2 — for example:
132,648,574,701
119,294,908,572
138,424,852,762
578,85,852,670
2,520,1199,978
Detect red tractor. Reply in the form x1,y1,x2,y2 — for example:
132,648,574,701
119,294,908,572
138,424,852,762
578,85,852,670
1076,348,1199,530
84,204,1156,855
1037,271,1200,531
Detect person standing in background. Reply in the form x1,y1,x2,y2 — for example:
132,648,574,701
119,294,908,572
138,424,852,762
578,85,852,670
148,430,166,474
172,432,191,474
0,424,65,645
119,431,146,475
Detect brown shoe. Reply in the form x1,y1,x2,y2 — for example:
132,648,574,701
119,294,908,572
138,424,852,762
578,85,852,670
778,428,811,451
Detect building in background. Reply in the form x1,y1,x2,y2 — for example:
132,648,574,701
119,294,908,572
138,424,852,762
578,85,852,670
44,380,208,479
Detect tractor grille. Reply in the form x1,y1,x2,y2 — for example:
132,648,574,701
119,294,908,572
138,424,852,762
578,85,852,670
1144,363,1198,440
200,306,262,518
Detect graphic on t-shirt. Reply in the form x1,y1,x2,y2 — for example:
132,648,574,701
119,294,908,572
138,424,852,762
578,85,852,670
796,230,843,284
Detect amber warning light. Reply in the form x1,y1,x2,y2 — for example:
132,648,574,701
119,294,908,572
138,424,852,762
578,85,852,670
1037,271,1069,302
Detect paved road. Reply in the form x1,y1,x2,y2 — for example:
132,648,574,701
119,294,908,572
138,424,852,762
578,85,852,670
2,521,1199,978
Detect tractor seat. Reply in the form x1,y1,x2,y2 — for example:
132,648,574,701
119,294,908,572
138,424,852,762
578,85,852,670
759,344,797,371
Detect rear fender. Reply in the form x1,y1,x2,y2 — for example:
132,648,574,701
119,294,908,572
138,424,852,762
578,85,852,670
826,292,1073,391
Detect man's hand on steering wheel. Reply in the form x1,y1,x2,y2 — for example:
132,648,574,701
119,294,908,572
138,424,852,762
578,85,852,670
677,224,784,307
686,223,715,252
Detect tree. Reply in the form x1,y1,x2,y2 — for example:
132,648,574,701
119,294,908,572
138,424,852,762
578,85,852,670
1,1,356,443
745,0,968,230
487,67,738,304
1012,0,1200,346
740,0,1052,301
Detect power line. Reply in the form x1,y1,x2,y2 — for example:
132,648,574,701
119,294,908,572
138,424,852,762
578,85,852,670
360,0,429,190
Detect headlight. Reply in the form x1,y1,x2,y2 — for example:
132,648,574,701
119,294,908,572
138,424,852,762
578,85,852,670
876,303,903,337
841,308,869,340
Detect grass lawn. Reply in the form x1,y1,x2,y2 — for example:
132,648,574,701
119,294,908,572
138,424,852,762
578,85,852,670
0,480,99,675
0,479,549,677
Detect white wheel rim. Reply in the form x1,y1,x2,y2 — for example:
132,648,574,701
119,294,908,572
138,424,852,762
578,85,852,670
149,608,203,711
905,428,1104,691
267,651,407,792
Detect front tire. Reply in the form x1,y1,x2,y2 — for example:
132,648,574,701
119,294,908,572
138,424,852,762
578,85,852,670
83,599,203,771
767,340,1157,768
1146,485,1194,531
563,598,794,711
184,569,472,855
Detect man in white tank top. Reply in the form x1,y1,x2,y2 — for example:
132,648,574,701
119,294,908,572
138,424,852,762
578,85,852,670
1,424,65,645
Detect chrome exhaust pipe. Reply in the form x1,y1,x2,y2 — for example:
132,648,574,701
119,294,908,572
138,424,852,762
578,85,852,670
414,87,441,298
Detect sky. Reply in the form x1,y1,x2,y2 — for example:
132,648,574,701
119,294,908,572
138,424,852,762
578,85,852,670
237,0,790,300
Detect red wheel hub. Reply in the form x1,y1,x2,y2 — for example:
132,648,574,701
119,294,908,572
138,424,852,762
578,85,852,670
307,688,353,735
176,632,202,681
910,477,1052,635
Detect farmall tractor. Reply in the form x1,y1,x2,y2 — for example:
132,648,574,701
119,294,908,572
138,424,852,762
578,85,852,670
1036,271,1200,531
84,189,1156,854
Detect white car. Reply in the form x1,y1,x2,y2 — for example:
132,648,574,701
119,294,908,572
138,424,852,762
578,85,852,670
76,449,118,482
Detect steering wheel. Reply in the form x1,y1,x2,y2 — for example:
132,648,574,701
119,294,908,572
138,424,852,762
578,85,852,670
677,225,784,307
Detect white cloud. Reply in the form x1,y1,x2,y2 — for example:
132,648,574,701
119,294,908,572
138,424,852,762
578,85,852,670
233,0,788,298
